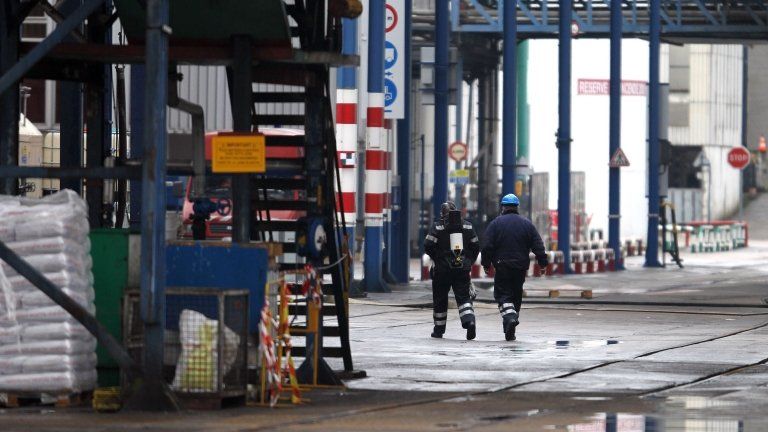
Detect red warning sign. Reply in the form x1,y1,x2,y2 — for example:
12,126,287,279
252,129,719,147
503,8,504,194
609,148,630,168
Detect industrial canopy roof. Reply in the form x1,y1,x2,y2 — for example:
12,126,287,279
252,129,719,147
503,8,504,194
113,0,292,47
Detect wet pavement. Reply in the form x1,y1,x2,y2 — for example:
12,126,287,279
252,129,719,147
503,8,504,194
2,199,768,431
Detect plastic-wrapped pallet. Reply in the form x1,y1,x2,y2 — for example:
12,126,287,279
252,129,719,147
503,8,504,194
0,190,97,394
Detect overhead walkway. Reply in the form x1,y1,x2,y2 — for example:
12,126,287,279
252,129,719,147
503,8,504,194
451,0,768,40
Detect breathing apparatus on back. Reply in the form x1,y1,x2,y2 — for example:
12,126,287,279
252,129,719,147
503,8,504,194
441,201,464,268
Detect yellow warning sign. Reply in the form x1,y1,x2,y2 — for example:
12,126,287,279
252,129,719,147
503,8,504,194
211,134,266,173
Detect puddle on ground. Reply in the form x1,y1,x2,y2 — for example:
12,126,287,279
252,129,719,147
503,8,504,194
555,412,750,432
553,396,759,431
500,339,620,354
553,339,621,349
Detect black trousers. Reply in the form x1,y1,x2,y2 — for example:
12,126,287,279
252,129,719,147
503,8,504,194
431,267,475,334
493,264,526,331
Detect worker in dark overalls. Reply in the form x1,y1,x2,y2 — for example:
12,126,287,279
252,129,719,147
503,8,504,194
424,202,481,340
481,194,548,341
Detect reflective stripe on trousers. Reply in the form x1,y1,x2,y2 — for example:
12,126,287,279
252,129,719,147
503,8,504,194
434,311,447,326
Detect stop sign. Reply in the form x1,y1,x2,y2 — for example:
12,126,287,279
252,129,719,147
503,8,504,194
727,147,751,170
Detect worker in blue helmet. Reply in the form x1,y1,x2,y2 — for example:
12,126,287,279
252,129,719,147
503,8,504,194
424,201,481,340
481,193,548,341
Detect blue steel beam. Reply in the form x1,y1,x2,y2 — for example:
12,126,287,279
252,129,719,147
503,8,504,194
0,0,105,95
434,0,450,218
558,0,572,272
140,0,170,399
393,0,413,283
85,0,112,227
608,0,623,270
363,0,387,293
59,0,83,194
501,0,517,194
645,0,662,267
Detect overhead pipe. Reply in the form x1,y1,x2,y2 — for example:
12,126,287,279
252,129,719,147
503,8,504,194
168,71,206,200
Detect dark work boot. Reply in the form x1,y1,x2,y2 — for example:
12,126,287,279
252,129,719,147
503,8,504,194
504,320,517,341
466,322,476,340
431,326,444,338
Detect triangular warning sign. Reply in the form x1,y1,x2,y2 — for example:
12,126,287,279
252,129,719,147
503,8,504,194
609,148,630,167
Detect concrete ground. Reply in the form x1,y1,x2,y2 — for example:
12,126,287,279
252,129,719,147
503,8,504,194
3,196,768,431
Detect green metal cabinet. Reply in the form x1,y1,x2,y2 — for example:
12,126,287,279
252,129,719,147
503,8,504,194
90,229,130,387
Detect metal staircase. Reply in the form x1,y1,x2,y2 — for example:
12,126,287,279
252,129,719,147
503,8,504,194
242,1,355,384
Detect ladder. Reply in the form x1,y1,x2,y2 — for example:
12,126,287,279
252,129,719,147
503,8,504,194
246,64,354,385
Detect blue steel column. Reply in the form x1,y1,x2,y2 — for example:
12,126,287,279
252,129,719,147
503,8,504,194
557,0,572,272
85,1,113,227
433,0,449,218
608,0,623,269
363,0,386,292
501,0,517,194
129,66,145,231
231,37,253,244
140,0,169,396
645,0,662,267
393,0,412,283
59,0,83,194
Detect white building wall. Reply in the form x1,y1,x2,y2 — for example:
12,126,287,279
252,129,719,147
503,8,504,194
527,40,743,242
528,39,650,240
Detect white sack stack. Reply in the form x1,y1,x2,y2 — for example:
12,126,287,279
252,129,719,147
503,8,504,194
0,190,96,394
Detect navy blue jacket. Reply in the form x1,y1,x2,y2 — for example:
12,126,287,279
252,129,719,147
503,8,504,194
481,211,547,270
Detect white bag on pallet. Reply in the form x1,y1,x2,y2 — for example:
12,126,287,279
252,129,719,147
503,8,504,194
0,370,97,392
9,270,92,294
0,190,96,394
0,353,96,374
0,339,96,356
7,237,90,258
1,253,92,278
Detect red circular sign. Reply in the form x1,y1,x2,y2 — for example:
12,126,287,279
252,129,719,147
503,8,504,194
570,20,580,37
727,147,751,169
385,4,398,33
449,141,468,162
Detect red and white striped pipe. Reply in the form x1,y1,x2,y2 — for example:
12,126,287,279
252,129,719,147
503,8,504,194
335,88,357,225
365,93,388,227
383,119,394,224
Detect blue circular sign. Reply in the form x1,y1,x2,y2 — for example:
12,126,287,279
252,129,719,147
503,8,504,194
384,78,397,107
384,41,398,70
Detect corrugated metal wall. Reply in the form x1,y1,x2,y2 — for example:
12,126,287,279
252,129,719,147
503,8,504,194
668,45,743,221
167,65,305,133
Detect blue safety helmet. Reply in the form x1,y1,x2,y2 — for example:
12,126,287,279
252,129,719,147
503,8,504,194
500,193,520,206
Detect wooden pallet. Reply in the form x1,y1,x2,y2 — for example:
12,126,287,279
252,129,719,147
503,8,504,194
523,289,561,298
0,390,92,408
524,287,593,299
